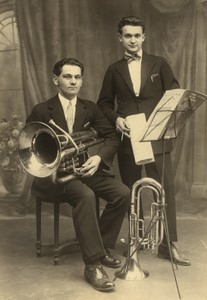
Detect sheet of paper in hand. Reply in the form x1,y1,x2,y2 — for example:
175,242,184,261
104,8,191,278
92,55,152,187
126,114,155,165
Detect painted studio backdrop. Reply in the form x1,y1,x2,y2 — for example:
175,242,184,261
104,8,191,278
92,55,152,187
0,0,207,214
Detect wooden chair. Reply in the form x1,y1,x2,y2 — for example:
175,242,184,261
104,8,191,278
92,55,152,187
35,196,100,265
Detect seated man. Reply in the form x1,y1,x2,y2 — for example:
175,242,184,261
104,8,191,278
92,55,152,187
26,57,130,292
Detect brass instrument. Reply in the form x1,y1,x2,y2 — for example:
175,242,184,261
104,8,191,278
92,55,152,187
115,177,165,280
136,177,165,250
18,119,104,183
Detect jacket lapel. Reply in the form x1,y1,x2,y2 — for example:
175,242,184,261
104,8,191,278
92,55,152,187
47,95,68,132
47,96,88,133
115,59,135,95
140,52,155,91
73,98,88,132
115,54,156,95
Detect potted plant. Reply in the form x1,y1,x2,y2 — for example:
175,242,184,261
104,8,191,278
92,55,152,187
0,114,26,194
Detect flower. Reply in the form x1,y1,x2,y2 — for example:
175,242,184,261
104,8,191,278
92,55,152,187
0,114,24,170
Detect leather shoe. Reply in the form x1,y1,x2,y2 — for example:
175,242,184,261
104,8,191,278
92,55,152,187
100,249,121,268
158,242,191,266
84,265,115,291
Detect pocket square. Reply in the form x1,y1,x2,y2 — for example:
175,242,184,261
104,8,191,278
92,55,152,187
151,73,159,82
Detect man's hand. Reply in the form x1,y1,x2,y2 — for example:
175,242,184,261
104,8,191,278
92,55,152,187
80,155,101,177
116,117,130,138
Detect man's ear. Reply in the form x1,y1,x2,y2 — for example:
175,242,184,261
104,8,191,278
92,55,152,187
53,74,59,86
80,80,83,88
142,33,146,42
118,33,122,42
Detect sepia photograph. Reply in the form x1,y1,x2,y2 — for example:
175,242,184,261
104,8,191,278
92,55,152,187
0,0,207,299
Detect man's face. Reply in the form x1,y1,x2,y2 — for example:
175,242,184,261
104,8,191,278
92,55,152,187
119,25,145,54
53,64,83,99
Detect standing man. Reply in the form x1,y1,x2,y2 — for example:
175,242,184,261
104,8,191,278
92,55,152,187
97,16,190,266
26,57,130,291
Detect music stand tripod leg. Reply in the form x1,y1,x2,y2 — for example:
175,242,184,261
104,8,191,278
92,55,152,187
136,196,182,299
161,205,182,299
160,138,182,299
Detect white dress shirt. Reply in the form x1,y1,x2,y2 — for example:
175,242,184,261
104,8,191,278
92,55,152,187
127,49,142,96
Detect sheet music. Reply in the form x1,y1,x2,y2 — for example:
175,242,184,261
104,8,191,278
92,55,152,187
140,89,186,141
126,114,155,165
140,89,207,141
164,89,207,138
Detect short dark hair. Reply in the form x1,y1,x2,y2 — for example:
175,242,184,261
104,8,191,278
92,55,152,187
53,57,84,76
118,16,145,34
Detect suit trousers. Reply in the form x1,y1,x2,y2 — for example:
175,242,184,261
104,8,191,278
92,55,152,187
117,151,178,242
59,171,130,264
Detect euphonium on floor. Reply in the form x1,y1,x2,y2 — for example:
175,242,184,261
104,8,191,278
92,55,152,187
135,177,165,251
115,177,165,280
18,119,104,183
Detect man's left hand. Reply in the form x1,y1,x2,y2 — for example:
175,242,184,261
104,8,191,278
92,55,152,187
80,155,101,177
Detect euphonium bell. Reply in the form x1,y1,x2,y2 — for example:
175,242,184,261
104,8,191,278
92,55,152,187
115,222,149,280
18,120,104,183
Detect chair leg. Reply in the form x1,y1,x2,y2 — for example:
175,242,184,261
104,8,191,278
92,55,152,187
96,196,100,220
36,199,42,257
53,201,60,265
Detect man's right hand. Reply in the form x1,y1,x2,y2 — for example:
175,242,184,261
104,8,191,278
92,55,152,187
116,117,130,138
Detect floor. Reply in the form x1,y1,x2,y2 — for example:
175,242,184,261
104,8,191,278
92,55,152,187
0,187,207,300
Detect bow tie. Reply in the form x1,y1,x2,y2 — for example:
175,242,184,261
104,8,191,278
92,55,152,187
124,52,141,62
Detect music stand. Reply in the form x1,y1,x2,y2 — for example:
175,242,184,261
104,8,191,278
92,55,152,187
141,89,207,299
114,89,207,299
140,88,207,142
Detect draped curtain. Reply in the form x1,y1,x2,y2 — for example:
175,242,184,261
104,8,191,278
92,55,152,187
0,0,14,13
15,0,141,114
15,0,207,209
141,0,207,200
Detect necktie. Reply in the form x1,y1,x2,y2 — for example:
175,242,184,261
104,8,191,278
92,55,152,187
66,101,73,133
124,52,141,62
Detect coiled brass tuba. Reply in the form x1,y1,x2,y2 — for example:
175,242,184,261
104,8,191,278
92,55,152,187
18,119,104,183
115,177,165,280
134,177,165,250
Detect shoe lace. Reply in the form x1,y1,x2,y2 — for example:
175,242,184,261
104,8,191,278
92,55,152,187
97,266,109,279
105,248,113,258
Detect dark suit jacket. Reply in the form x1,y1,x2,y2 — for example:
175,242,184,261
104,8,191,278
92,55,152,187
26,95,120,197
97,52,180,155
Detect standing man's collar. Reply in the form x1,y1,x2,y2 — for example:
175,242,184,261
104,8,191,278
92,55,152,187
124,49,143,62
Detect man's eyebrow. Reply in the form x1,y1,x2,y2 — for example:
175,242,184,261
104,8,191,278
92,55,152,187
63,73,81,76
124,33,142,36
